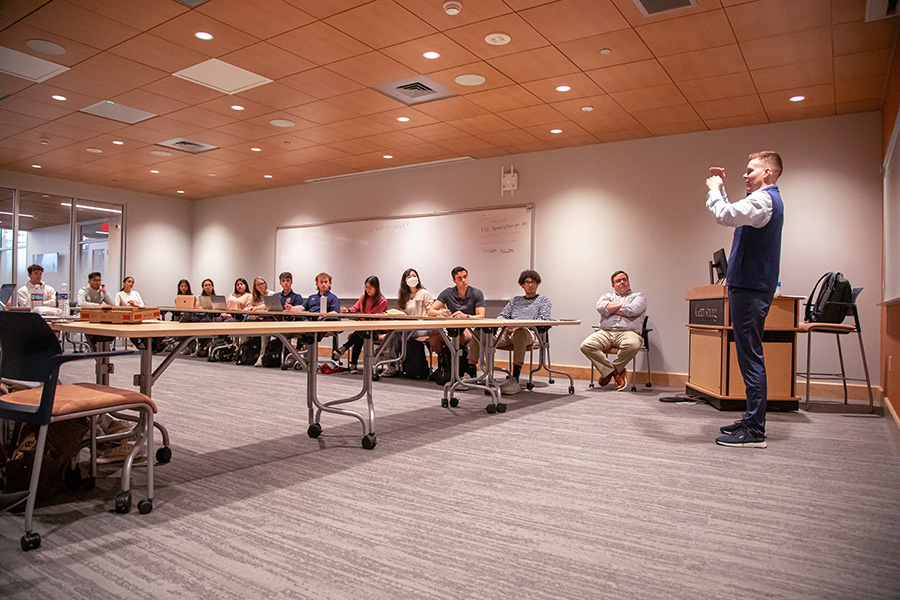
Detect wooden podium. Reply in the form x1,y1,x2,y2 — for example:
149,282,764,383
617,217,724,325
686,285,801,411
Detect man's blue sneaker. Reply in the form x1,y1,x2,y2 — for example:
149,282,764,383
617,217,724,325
716,424,767,448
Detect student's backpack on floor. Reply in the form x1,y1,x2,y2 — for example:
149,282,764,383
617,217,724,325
207,338,236,362
805,272,852,323
3,419,90,495
402,339,431,380
236,337,261,365
429,348,452,385
260,337,284,368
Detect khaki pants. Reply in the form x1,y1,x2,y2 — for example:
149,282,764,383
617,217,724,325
580,329,642,378
496,327,537,366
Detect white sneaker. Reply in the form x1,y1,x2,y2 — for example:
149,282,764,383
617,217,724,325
456,373,473,391
500,377,521,395
381,364,397,377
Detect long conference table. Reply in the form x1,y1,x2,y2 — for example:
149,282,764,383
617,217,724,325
57,316,579,451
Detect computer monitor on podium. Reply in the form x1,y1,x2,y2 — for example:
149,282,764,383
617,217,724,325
709,248,727,285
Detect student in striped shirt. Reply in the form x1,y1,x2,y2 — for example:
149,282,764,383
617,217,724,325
494,269,552,395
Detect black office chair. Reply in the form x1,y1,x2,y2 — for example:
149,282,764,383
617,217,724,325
0,311,156,551
798,287,874,412
589,316,653,391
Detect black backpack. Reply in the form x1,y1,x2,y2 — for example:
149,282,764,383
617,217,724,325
260,337,284,368
429,348,452,385
805,272,852,323
402,339,431,380
236,337,262,365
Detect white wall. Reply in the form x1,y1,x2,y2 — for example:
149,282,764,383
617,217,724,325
191,112,884,380
0,171,193,308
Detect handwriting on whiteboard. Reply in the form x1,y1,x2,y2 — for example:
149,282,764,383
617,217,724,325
480,217,527,255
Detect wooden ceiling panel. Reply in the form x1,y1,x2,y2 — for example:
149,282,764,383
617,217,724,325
66,0,185,31
494,104,565,128
630,103,702,127
284,99,362,125
324,0,436,49
677,72,756,103
164,106,239,131
750,60,833,94
220,42,316,81
324,88,405,117
110,89,190,117
446,113,516,136
635,10,736,57
139,76,224,104
422,62,514,96
196,0,316,40
704,112,770,130
725,0,832,42
381,33,481,73
759,83,834,113
0,21,101,66
327,116,394,138
610,83,688,112
404,122,467,142
835,48,893,82
611,0,723,26
413,96,490,121
268,21,371,66
443,14,550,60
740,28,832,71
831,0,867,24
520,73,605,101
122,114,206,138
519,0,630,44
835,76,888,103
1,0,52,22
691,94,765,121
436,135,498,153
366,107,441,129
557,29,654,71
147,11,260,59
233,81,318,112
488,46,580,83
833,18,900,55
295,124,358,145
521,120,591,141
836,98,882,114
52,111,127,135
74,53,168,91
766,103,835,123
22,1,141,50
393,0,513,30
585,59,671,94
108,33,210,73
466,85,544,112
0,72,33,97
0,94,71,121
657,44,748,83
477,128,541,147
326,51,418,88
281,0,372,20
279,68,365,100
45,68,134,99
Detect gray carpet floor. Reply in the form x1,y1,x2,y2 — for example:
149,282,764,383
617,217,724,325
1,354,899,599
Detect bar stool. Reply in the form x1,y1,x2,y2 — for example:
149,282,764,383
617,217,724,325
798,287,874,412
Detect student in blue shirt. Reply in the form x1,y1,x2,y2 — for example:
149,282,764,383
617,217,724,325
276,271,304,310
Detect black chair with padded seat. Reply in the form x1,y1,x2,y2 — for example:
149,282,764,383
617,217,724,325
0,311,156,551
589,316,653,391
798,287,874,412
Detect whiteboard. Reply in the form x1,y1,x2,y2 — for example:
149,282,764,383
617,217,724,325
275,206,533,300
885,113,900,303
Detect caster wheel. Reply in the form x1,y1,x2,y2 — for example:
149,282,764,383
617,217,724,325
138,499,153,514
20,531,41,551
372,374,380,382
485,404,497,414
281,363,289,370
441,398,449,408
484,390,491,396
64,467,82,490
645,383,652,388
496,403,507,413
526,382,534,391
81,476,96,491
549,378,555,384
115,491,132,514
568,386,575,394
156,446,172,464
449,397,459,408
294,362,304,371
589,383,595,389
307,423,323,438
361,434,377,450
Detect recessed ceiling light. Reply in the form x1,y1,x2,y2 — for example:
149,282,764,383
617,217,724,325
209,173,217,177
555,85,571,92
455,74,486,86
150,150,172,156
485,33,511,46
383,154,393,159
599,48,612,55
264,174,273,179
550,129,562,134
26,39,67,55
443,1,462,15
195,32,214,40
39,138,50,145
270,119,295,128
51,94,66,101
397,116,410,122
789,95,805,102
112,140,124,145
31,164,41,169
150,170,160,174
423,51,440,59
231,105,245,111
250,147,261,152
581,106,594,112
176,190,185,194
86,148,103,153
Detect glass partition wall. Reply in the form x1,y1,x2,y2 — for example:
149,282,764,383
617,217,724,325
0,188,124,307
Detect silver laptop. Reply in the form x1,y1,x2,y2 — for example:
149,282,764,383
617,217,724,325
198,295,213,309
0,283,14,307
209,294,227,310
264,295,284,311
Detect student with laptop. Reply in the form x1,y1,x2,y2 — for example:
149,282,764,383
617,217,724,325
16,264,56,308
247,276,275,366
0,283,16,308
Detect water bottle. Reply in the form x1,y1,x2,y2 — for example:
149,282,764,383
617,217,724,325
774,281,782,297
58,282,70,315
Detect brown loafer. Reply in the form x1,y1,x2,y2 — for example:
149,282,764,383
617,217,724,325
614,369,628,391
598,371,613,386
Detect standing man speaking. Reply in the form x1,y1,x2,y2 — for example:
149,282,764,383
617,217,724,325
706,151,784,449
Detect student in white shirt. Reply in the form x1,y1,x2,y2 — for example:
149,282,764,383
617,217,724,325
16,264,56,308
115,276,145,307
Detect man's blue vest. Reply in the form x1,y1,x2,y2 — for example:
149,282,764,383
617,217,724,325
727,185,783,294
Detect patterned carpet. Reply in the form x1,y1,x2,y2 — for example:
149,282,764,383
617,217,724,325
1,354,899,599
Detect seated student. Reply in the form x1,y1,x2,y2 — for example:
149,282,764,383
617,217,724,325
247,275,275,365
77,271,114,308
222,277,252,319
427,266,485,379
115,276,145,307
304,271,342,358
334,276,388,374
16,264,56,308
382,268,433,377
493,269,552,395
276,271,304,311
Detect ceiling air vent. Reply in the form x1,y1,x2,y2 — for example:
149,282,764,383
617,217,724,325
374,76,456,106
157,138,218,154
866,0,899,22
632,0,697,17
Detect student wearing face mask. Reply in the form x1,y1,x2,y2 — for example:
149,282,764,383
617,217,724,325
381,268,434,377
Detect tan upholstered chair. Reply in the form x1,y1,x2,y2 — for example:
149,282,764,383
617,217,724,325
0,311,156,551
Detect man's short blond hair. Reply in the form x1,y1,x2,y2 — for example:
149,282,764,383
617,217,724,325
315,272,332,283
749,151,783,179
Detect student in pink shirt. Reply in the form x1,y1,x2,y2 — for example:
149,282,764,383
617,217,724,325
334,275,388,374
